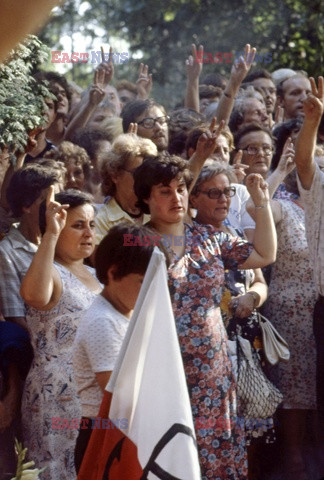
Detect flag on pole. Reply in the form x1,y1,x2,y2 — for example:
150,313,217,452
78,248,201,479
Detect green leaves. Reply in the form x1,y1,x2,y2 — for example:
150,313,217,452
0,35,52,152
36,0,323,108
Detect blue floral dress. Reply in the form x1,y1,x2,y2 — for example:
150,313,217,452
22,263,98,480
167,222,253,480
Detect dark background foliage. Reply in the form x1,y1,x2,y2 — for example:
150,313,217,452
38,0,323,108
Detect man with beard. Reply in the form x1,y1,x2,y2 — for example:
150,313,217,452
122,99,169,152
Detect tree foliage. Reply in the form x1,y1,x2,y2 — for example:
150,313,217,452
0,36,53,152
39,0,323,107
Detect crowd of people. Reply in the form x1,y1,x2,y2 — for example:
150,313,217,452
0,38,323,480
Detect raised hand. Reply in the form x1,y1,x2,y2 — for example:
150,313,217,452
127,122,138,135
89,68,106,106
195,118,225,161
45,186,70,236
136,63,153,99
97,46,114,85
302,76,324,123
230,44,257,88
186,44,204,82
276,137,295,175
232,150,250,183
245,173,269,206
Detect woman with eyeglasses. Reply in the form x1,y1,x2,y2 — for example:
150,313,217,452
133,153,276,480
233,123,274,181
190,162,276,476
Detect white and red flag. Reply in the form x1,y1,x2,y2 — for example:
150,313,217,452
78,248,201,479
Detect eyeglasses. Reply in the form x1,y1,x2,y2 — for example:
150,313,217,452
196,186,236,199
137,115,170,129
242,145,273,156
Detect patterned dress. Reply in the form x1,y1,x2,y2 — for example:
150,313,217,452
167,222,253,480
262,200,317,409
22,263,98,480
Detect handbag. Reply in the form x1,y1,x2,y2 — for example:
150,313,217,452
235,335,283,419
258,312,290,366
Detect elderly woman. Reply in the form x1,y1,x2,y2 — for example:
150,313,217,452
94,133,157,246
133,153,276,480
190,162,276,477
20,188,101,480
190,162,268,326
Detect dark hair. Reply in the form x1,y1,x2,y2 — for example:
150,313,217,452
116,79,137,95
200,72,227,89
168,108,205,156
234,122,274,149
133,153,193,214
34,71,72,107
6,164,62,217
95,222,167,285
70,127,113,161
121,99,166,133
39,189,93,235
242,69,273,84
199,84,223,100
271,118,303,170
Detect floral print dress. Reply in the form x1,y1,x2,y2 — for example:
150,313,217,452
262,200,317,409
22,263,98,480
167,222,253,480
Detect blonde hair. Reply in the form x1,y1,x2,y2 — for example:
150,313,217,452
96,116,123,141
101,133,158,196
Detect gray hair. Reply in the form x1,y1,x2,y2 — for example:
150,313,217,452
191,161,236,196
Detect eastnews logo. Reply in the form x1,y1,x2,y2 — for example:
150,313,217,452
51,51,129,64
194,51,272,64
51,416,128,429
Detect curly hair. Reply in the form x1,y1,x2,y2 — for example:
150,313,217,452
100,134,157,197
45,141,92,180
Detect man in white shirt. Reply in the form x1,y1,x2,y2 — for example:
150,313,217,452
295,76,324,409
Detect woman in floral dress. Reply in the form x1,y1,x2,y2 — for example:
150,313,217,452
134,154,276,480
260,168,317,480
20,189,101,480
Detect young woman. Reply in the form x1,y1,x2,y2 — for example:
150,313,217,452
20,188,101,480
